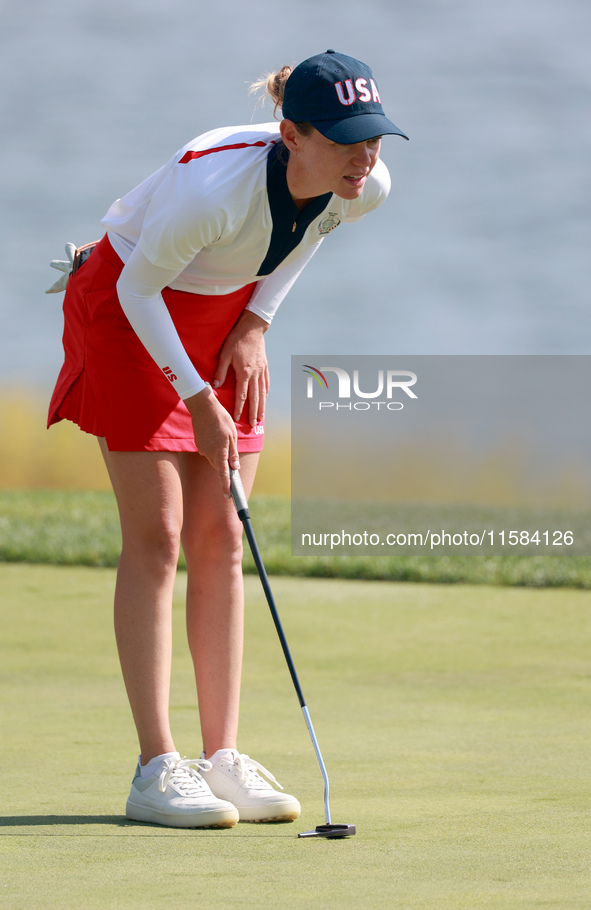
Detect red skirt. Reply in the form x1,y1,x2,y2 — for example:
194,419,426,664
47,235,264,453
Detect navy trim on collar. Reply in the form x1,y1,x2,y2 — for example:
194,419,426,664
256,142,332,277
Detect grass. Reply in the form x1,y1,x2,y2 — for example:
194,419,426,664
1,564,590,908
1,489,590,587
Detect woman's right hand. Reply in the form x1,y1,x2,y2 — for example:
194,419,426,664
184,386,240,498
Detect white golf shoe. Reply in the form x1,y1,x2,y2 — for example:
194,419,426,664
200,750,301,823
126,755,239,828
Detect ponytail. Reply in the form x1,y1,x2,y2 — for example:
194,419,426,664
249,66,293,116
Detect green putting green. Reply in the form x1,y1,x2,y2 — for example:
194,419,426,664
1,564,590,908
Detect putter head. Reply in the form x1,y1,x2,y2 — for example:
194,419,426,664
298,823,356,839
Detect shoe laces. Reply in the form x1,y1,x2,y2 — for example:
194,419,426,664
158,757,213,796
232,753,284,791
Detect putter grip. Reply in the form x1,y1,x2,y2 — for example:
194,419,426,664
230,469,250,519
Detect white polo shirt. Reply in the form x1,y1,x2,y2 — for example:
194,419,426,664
101,122,391,398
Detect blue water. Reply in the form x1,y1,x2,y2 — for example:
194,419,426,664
1,0,589,415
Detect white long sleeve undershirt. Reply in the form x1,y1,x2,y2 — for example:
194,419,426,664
115,240,322,400
116,246,205,400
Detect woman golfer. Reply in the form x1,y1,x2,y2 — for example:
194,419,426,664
48,49,407,828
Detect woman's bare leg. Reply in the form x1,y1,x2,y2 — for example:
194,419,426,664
179,451,260,758
99,438,183,764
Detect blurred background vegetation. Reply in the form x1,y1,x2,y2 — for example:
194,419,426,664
0,391,291,496
1,392,589,587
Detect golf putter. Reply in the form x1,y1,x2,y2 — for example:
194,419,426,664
230,468,355,839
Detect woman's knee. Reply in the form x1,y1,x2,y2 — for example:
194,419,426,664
182,510,243,567
100,448,184,572
121,513,182,571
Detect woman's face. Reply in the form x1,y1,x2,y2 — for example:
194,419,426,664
281,122,381,203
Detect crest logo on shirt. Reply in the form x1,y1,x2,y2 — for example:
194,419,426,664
318,213,341,235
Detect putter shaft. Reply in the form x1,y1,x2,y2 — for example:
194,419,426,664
230,469,332,826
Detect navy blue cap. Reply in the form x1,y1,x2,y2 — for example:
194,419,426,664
282,49,408,144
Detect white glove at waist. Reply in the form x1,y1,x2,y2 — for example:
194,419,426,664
45,242,77,293
45,241,98,293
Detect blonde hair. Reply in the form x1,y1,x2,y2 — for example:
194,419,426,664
249,66,293,115
249,66,314,136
